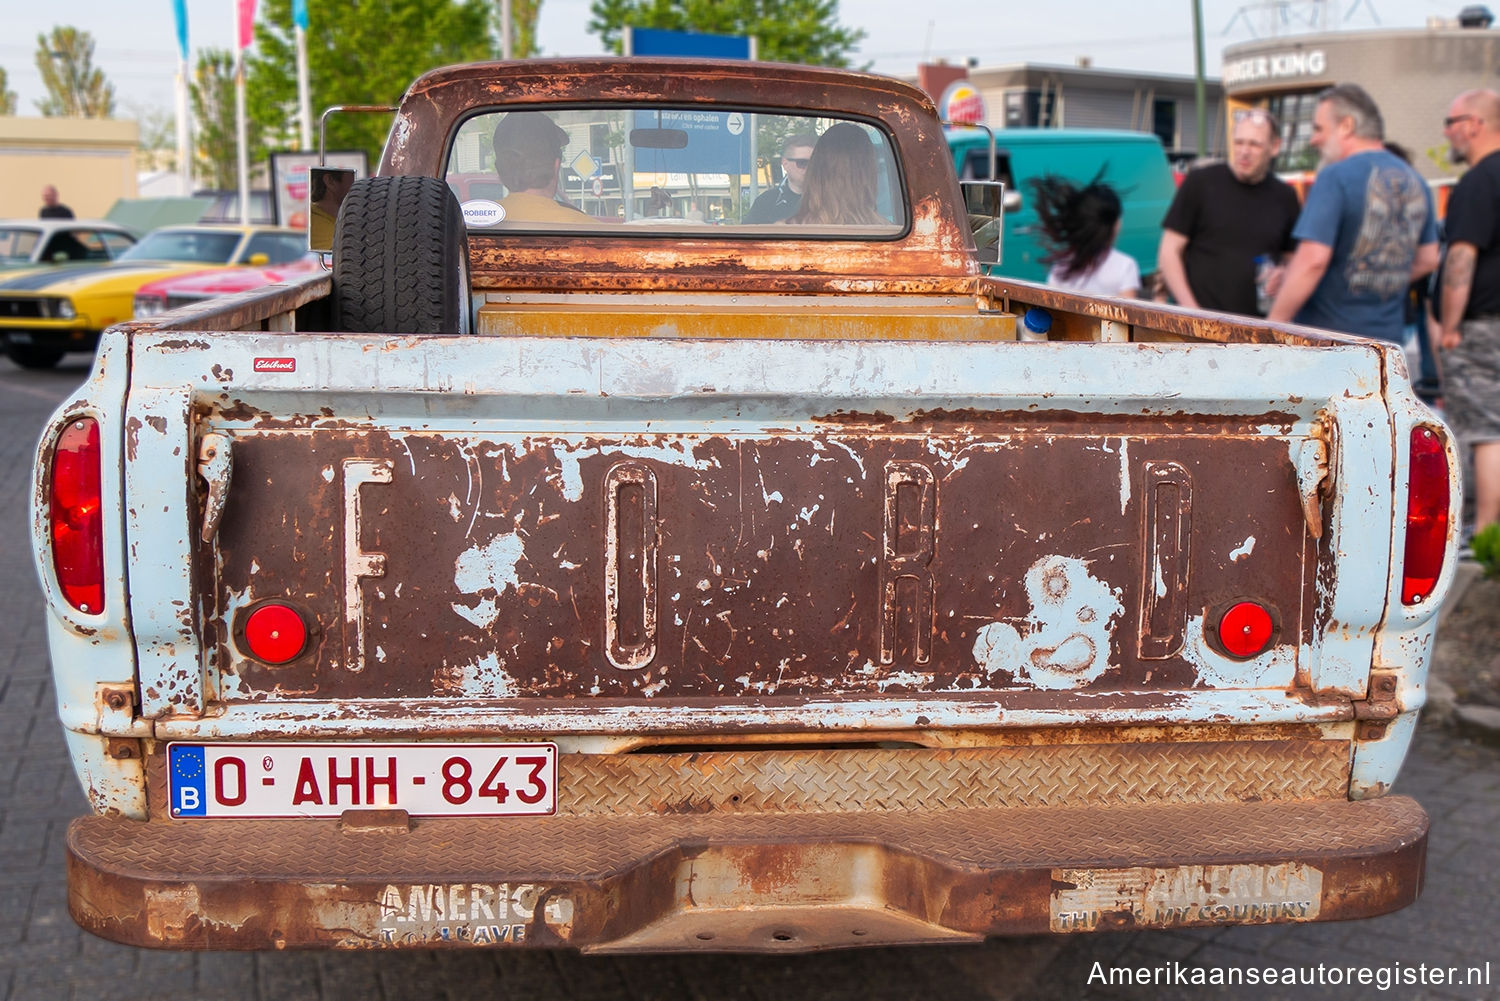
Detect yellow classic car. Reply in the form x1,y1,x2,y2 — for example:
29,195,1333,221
0,224,306,369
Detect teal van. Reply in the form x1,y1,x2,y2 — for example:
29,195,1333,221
947,128,1177,283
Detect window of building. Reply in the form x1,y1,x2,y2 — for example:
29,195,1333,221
1152,99,1178,150
1267,90,1322,171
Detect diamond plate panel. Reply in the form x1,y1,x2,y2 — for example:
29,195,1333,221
554,740,1349,816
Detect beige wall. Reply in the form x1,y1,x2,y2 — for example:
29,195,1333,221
0,116,139,219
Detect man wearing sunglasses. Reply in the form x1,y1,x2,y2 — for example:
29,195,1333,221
745,133,819,224
1435,88,1500,536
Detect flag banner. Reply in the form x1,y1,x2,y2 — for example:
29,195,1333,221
237,0,258,49
292,0,308,31
172,0,189,60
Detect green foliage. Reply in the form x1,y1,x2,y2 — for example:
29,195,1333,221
34,26,115,117
496,0,544,58
192,49,264,190
1473,523,1500,579
1278,145,1320,173
247,0,495,167
128,102,176,156
0,67,17,116
587,0,866,68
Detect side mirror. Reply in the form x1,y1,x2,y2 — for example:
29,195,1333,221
961,180,1006,266
247,253,270,266
308,167,357,253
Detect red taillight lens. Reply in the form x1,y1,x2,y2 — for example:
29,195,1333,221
1402,426,1450,605
243,603,308,664
1217,601,1275,658
49,417,104,614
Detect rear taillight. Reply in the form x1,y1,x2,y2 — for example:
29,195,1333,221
49,417,104,614
1401,426,1450,605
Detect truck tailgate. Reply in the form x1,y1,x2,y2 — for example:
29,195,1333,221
123,331,1391,734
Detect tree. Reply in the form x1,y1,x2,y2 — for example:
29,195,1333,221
192,49,265,190
587,0,865,67
247,0,494,167
0,68,17,116
128,102,177,164
497,0,545,58
34,26,115,117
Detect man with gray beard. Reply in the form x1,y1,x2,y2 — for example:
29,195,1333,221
1268,83,1439,343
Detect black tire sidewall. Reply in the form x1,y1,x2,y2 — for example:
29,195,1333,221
332,176,469,335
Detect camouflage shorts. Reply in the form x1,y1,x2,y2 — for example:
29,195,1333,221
1444,316,1500,443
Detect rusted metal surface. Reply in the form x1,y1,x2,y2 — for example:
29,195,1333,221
66,794,1427,950
379,59,977,295
474,294,1018,342
984,276,1400,349
194,419,1313,704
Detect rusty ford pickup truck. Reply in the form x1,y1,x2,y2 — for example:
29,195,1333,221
33,59,1463,952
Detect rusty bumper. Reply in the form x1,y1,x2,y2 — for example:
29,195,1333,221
68,795,1426,952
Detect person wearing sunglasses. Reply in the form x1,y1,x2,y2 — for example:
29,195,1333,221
1267,83,1438,345
745,132,819,224
1158,108,1301,317
1435,88,1500,536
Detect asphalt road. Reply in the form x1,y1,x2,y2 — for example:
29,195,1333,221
2,354,1497,1001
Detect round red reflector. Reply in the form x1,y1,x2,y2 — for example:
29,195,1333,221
1217,601,1275,659
243,604,307,664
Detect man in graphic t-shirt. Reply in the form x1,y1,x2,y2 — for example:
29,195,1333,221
1158,108,1301,316
1268,83,1439,343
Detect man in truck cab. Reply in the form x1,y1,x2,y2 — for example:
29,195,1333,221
491,111,589,224
745,132,818,224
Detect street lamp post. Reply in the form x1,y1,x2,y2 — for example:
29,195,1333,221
1192,0,1206,159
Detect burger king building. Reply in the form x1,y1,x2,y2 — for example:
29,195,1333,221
1221,21,1500,179
917,62,1226,164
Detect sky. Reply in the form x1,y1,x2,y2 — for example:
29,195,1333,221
0,0,1468,119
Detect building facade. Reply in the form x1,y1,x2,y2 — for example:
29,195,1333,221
1222,22,1500,179
0,116,139,219
917,62,1226,163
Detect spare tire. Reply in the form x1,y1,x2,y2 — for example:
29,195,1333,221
332,175,470,334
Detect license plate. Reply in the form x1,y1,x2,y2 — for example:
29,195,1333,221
167,742,557,819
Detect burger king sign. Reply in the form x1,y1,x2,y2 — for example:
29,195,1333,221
938,80,988,126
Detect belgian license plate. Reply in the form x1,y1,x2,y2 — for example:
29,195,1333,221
167,742,557,819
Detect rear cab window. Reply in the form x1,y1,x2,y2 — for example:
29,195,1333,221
444,106,906,238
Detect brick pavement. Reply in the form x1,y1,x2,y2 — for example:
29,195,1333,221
2,355,1497,1000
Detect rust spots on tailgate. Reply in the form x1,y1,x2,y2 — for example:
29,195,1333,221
200,421,1312,703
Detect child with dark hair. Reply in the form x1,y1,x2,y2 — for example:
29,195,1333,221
1029,172,1140,297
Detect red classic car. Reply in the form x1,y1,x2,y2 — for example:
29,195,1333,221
132,252,322,318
